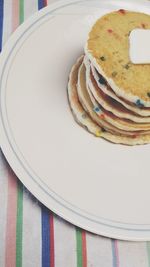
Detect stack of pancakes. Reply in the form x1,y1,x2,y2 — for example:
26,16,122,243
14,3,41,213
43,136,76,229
68,10,150,145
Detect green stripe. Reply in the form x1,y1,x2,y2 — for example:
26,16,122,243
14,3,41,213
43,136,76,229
147,242,150,266
16,1,24,265
19,0,24,24
16,181,23,267
76,228,83,267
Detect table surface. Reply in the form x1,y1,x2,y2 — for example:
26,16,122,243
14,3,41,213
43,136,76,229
1,0,150,267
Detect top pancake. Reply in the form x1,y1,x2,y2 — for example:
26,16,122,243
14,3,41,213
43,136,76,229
85,10,150,107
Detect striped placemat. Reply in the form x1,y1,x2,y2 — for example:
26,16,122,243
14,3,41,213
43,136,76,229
0,1,150,266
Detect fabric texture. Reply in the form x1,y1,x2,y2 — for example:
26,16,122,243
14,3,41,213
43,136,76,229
0,1,150,266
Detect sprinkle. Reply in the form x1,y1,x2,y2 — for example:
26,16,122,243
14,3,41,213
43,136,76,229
93,106,101,113
112,71,117,77
98,76,107,85
147,92,150,98
118,9,126,14
136,99,144,108
108,29,113,33
128,31,131,36
124,64,130,70
101,128,106,132
95,130,102,137
82,113,87,119
113,51,119,55
99,114,105,119
141,23,146,28
100,56,106,61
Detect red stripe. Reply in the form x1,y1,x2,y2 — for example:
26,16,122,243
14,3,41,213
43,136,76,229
82,231,87,267
5,169,17,267
44,0,48,7
50,214,55,267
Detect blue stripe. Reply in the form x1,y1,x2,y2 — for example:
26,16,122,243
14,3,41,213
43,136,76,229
111,240,117,267
42,206,50,267
0,0,4,52
38,0,45,10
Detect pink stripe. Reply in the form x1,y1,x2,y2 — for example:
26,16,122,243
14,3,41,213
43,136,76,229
5,168,18,267
12,0,19,31
82,231,87,267
5,0,19,265
114,240,120,267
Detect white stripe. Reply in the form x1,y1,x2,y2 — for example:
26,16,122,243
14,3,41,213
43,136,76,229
86,233,112,267
0,151,8,267
2,0,12,46
22,190,41,267
54,216,77,267
118,241,148,267
24,0,38,20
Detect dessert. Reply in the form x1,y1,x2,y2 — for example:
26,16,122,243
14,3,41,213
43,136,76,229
68,10,150,145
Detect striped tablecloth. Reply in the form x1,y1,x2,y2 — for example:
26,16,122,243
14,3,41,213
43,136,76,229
1,1,150,266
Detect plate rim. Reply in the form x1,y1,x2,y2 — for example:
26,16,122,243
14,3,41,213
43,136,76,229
1,0,150,241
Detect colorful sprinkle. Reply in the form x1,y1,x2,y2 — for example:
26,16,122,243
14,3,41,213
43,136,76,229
128,31,131,36
93,106,101,113
112,71,117,77
108,29,113,33
95,130,102,137
113,51,119,55
99,114,105,119
124,64,130,70
101,128,106,132
136,99,144,108
147,92,150,98
100,56,106,61
98,76,107,85
118,9,126,14
141,23,146,28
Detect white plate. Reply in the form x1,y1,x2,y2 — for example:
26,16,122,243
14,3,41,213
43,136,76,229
1,0,150,241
